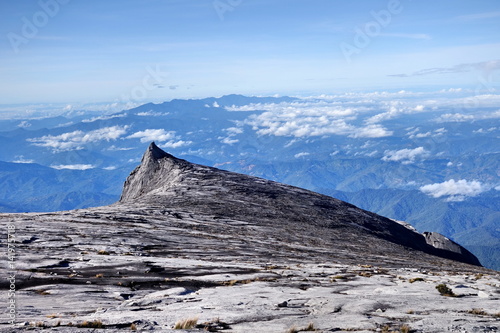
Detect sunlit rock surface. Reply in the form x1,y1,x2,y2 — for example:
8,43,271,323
0,143,497,332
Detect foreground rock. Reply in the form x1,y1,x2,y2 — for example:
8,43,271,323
0,143,497,332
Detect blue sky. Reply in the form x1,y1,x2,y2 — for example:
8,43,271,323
0,0,499,104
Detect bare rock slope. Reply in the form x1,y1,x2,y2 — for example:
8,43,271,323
121,142,479,266
0,142,497,332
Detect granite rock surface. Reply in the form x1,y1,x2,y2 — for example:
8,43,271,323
0,142,497,332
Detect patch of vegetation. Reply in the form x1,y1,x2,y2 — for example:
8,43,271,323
222,277,276,286
198,318,231,331
330,275,349,282
97,250,110,255
46,314,60,319
285,322,317,332
468,308,488,316
303,322,316,331
77,320,103,328
435,283,456,297
400,324,411,333
409,277,425,283
174,317,198,329
379,323,413,333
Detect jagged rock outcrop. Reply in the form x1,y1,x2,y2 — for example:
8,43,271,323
120,142,480,267
423,232,479,264
120,142,189,201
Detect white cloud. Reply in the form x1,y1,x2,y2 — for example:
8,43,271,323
382,147,428,164
432,109,496,123
127,129,176,143
221,137,239,145
17,120,31,128
294,152,310,158
440,88,463,93
128,129,192,148
159,140,192,149
213,101,220,108
56,121,74,128
412,132,432,139
473,127,497,133
406,127,419,136
82,113,126,123
225,127,244,135
407,127,446,139
136,110,169,117
435,128,447,135
27,125,129,151
350,124,393,138
106,145,135,151
238,100,391,138
435,113,475,123
103,166,117,170
420,179,489,201
51,164,95,170
12,156,34,164
366,102,426,124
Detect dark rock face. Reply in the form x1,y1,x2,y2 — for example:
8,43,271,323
120,142,480,267
424,232,480,265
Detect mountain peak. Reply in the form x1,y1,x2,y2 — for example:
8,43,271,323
118,143,481,267
119,142,190,202
147,141,170,160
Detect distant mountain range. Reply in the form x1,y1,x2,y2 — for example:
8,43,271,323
0,93,498,269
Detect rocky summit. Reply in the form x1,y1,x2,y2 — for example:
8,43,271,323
0,142,498,332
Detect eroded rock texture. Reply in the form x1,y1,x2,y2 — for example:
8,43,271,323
1,142,496,332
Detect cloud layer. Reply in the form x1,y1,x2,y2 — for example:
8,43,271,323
127,129,192,148
51,164,95,170
235,101,392,138
382,147,428,164
127,129,177,143
420,179,488,201
28,126,129,151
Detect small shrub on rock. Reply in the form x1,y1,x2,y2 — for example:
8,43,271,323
436,283,455,297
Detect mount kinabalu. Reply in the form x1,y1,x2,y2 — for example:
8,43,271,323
120,142,480,267
1,143,498,332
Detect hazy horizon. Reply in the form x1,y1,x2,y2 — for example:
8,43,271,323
1,0,499,106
